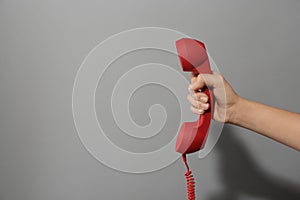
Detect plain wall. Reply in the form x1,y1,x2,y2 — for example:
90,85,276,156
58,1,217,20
0,1,300,200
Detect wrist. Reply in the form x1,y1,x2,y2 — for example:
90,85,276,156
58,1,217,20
227,96,245,124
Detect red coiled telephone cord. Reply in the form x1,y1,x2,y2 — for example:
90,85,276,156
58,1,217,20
182,154,196,200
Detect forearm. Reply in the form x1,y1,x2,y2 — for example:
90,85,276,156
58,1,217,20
229,97,300,151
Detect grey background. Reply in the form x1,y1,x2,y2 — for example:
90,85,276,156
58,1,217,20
1,0,300,200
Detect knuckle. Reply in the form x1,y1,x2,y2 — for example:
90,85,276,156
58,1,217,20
197,74,203,82
190,106,194,112
187,94,193,101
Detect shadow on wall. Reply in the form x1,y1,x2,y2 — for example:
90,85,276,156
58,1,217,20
209,125,300,200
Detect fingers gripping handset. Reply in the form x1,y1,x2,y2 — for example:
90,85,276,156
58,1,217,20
175,38,214,155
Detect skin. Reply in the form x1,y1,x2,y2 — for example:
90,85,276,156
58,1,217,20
188,71,300,151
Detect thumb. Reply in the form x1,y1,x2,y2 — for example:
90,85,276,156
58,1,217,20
190,72,198,84
190,72,220,91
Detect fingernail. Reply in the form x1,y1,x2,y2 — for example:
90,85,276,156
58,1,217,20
198,109,204,114
201,97,208,102
203,103,209,109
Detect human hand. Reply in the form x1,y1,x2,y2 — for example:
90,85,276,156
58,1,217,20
187,71,240,123
188,72,300,151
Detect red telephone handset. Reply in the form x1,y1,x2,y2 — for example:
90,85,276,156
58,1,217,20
175,38,214,155
175,38,214,200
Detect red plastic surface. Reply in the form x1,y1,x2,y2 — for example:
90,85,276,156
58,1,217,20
175,38,213,154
